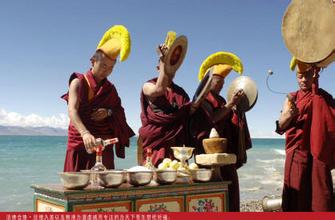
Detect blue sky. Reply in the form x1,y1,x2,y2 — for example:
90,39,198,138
0,0,334,137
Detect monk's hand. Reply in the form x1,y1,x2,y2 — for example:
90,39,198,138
157,44,168,59
281,98,298,121
81,131,96,154
91,108,111,121
228,89,245,109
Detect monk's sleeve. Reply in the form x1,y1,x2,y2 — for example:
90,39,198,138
61,73,83,103
275,119,295,135
109,86,135,158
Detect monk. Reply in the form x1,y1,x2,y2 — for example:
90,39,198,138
276,59,335,211
138,32,193,166
62,25,135,172
190,54,252,212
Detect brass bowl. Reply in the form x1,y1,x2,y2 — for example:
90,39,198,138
127,171,153,186
156,170,177,185
58,172,90,190
202,138,227,154
98,170,126,188
190,169,212,182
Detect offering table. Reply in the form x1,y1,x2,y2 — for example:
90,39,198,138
31,181,230,212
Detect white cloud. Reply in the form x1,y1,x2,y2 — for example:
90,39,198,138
0,108,285,138
0,108,69,129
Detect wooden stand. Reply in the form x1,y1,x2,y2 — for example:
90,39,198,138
195,153,237,181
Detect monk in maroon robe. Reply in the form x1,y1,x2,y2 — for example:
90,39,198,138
62,38,134,172
139,38,192,166
139,78,191,166
276,60,335,211
190,64,252,212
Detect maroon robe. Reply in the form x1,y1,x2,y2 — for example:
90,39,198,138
276,87,334,211
62,70,135,172
139,78,191,166
190,91,252,212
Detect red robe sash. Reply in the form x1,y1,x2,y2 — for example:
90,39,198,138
310,89,335,168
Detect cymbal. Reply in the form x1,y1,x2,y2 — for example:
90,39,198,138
163,35,188,75
227,76,258,112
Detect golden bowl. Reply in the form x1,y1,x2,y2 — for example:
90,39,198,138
202,138,227,154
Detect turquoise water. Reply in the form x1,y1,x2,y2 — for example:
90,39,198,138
0,136,285,211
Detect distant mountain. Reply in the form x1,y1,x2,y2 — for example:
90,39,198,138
0,125,67,136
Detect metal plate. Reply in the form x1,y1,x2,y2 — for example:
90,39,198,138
227,76,258,112
282,0,335,63
163,35,188,75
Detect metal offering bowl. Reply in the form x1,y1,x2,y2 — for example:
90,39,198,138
171,146,194,162
97,170,126,188
58,172,90,190
190,169,212,182
156,170,177,185
127,171,153,186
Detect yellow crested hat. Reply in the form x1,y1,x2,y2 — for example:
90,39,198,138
97,25,131,62
290,57,312,73
212,64,233,78
198,51,243,81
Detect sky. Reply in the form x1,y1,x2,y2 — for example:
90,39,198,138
0,0,334,138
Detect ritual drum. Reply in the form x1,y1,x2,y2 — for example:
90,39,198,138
282,0,335,67
227,76,258,112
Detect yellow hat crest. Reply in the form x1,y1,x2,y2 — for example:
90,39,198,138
97,25,131,62
198,51,243,81
212,64,233,78
290,57,312,72
164,31,177,49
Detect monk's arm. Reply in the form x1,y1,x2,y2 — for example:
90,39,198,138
212,102,234,123
143,60,171,98
68,79,96,148
212,90,244,123
277,98,297,132
68,79,87,135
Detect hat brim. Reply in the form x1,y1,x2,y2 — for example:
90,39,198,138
163,35,188,75
192,69,214,105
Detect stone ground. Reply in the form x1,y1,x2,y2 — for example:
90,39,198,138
240,200,263,212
